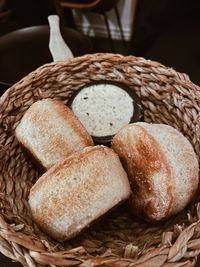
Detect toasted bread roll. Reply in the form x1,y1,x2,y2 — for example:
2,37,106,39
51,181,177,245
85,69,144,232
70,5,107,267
15,99,93,169
112,122,199,221
28,146,131,241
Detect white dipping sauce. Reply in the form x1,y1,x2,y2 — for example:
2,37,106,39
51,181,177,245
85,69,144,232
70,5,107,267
71,83,134,137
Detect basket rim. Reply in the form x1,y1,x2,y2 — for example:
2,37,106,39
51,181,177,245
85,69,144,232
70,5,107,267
0,53,200,267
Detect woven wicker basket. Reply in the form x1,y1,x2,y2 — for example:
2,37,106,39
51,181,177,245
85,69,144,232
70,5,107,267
0,53,200,267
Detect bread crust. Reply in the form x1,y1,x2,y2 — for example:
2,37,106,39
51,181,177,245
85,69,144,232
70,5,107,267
29,146,131,241
112,122,199,221
112,124,173,221
15,98,94,170
50,99,93,146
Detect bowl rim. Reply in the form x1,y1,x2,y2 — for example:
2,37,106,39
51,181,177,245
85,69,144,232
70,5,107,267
67,80,143,145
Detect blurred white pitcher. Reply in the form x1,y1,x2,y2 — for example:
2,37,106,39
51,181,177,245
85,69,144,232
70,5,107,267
48,15,74,62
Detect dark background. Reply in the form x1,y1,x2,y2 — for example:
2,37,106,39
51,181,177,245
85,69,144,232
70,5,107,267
129,0,200,86
1,0,200,85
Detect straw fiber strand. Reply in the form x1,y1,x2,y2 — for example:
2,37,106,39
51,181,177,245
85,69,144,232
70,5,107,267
0,53,200,266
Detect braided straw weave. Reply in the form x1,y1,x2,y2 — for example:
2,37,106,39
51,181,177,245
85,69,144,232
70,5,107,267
0,53,200,267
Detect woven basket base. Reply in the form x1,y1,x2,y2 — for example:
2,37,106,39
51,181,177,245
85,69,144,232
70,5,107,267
0,53,200,267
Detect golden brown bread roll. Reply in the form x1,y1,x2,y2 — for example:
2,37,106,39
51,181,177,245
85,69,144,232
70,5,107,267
112,122,199,221
15,98,93,170
28,146,131,241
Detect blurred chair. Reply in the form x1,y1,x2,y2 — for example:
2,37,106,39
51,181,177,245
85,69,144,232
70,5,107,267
0,0,11,22
54,0,126,51
0,25,92,95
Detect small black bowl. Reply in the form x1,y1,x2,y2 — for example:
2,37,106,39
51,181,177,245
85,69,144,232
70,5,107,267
68,80,143,146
